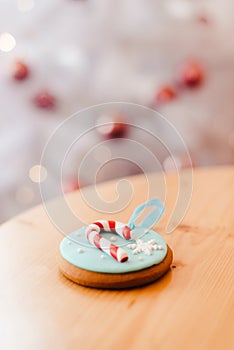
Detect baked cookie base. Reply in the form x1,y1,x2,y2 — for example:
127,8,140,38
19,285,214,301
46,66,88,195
58,245,173,289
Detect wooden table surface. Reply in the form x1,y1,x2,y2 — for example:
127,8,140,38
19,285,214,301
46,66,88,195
0,166,233,350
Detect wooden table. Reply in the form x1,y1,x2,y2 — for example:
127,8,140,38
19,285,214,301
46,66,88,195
0,166,233,350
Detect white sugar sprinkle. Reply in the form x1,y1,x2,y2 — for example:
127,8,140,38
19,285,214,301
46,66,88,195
138,256,143,261
77,248,84,253
110,236,117,242
128,238,164,256
127,243,136,249
101,254,105,259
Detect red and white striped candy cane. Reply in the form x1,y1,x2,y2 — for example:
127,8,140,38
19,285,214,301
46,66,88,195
85,220,134,263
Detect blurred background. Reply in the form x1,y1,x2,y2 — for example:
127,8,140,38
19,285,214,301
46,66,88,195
0,0,234,223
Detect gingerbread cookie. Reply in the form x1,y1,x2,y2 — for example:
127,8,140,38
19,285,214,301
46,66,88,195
59,199,173,289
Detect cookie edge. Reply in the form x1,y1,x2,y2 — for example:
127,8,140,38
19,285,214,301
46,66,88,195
58,245,173,289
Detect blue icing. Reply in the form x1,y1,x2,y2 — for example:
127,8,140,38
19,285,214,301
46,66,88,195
60,227,167,274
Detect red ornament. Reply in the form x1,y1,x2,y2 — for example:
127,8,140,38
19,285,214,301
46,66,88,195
33,91,56,109
179,60,204,88
156,85,177,104
13,61,29,81
197,15,209,25
98,115,128,139
63,178,80,194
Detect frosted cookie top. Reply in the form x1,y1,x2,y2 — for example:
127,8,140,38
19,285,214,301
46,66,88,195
60,198,167,274
60,227,167,274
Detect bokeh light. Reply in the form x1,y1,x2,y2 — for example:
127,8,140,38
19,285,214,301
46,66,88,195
29,165,47,183
0,32,16,52
17,0,34,13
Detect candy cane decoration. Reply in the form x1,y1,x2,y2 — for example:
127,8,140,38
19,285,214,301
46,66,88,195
85,220,134,263
85,199,165,263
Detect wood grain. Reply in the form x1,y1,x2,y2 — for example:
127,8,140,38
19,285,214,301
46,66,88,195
0,166,233,350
